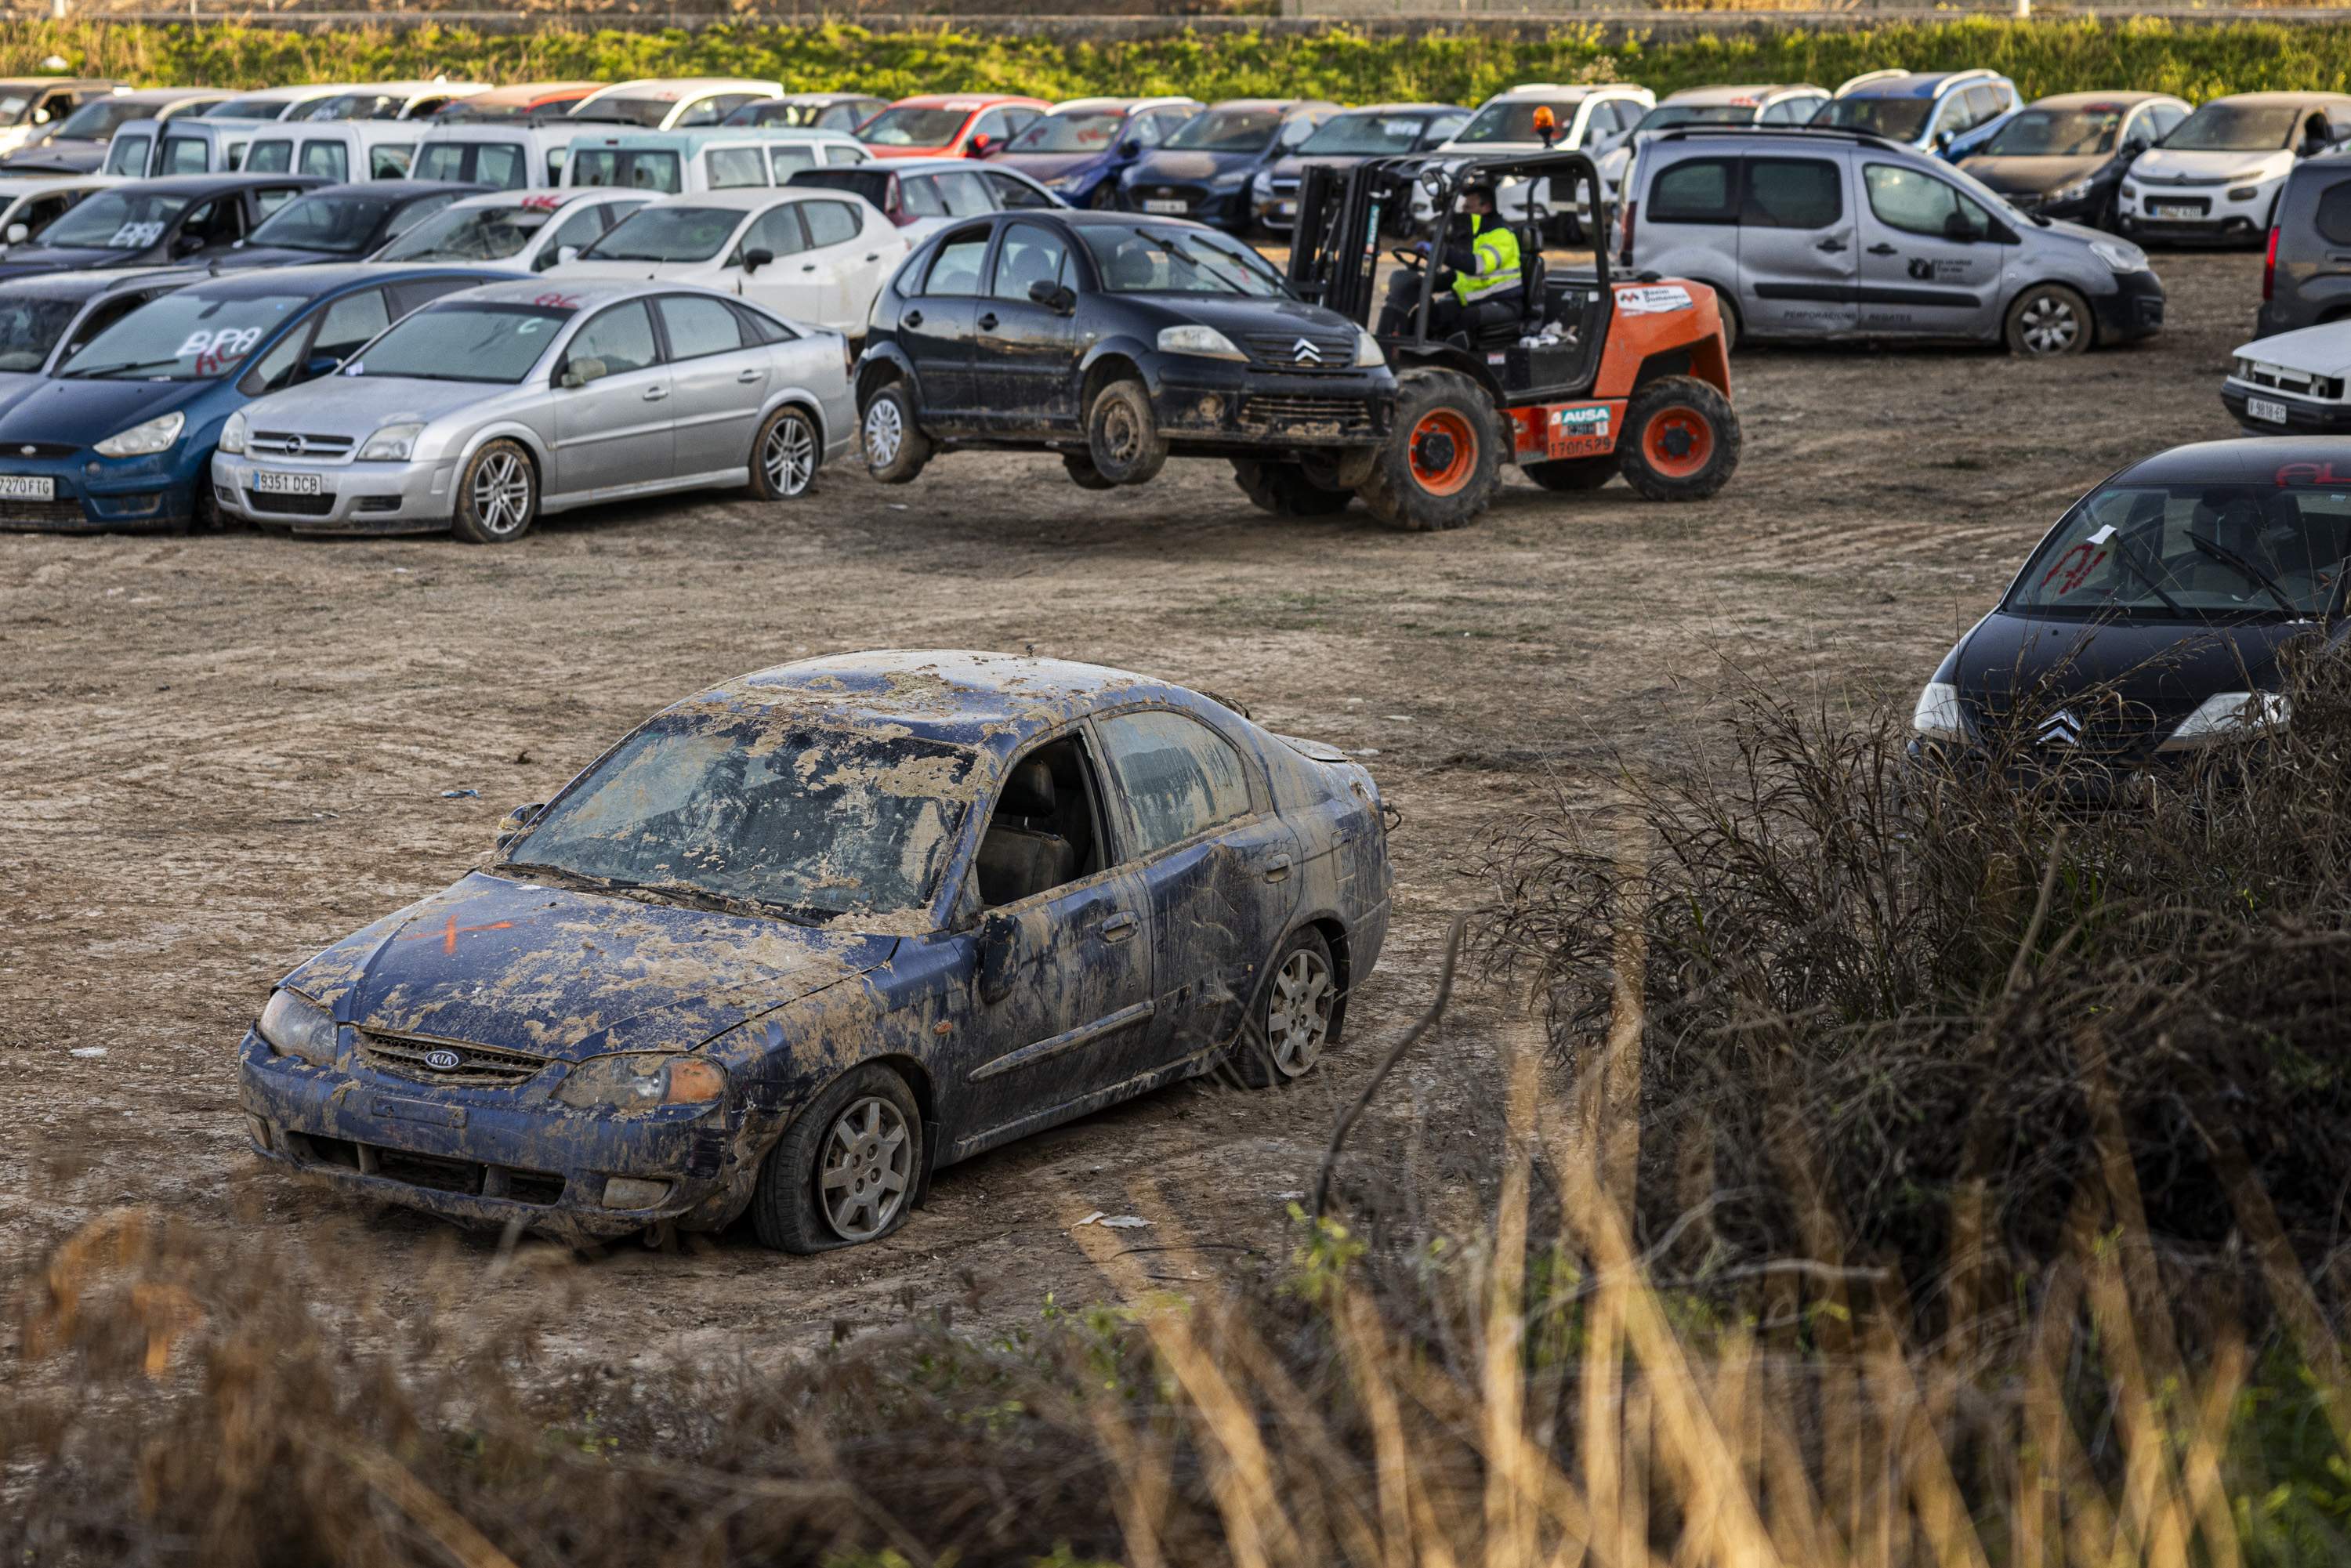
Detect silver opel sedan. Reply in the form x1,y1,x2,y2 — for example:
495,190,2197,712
211,277,855,543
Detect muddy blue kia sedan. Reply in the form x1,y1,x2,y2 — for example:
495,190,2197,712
239,651,1393,1251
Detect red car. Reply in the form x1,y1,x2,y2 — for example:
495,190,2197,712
857,93,1050,160
433,81,603,121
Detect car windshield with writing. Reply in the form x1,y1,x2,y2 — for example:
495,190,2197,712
2163,104,2302,153
579,204,737,263
58,290,302,379
1817,95,1933,142
1299,113,1429,156
2006,481,2351,620
349,300,570,383
247,194,389,255
1081,223,1288,295
859,107,969,148
505,716,978,922
567,147,679,194
0,293,82,371
1006,111,1124,154
1982,107,2124,157
377,201,550,262
1164,108,1279,154
36,190,192,249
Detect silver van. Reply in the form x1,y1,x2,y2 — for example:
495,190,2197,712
1618,127,2165,355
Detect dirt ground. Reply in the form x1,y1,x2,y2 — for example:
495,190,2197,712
0,249,2263,1369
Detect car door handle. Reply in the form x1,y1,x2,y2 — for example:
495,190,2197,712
976,312,998,331
642,385,668,401
1816,237,1849,253
1866,243,1898,256
865,252,880,262
1262,854,1292,883
736,368,762,382
1098,911,1139,943
905,310,923,328
801,263,817,272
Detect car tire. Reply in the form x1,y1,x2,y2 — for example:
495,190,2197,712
1357,367,1502,531
1063,452,1118,491
1085,376,1167,485
1232,925,1340,1088
750,1062,924,1253
1523,454,1617,492
861,381,929,484
1231,458,1353,516
190,470,223,533
451,439,538,545
1617,375,1741,503
751,404,819,500
2004,283,2093,357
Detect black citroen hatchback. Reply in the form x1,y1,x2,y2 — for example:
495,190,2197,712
1912,439,2350,791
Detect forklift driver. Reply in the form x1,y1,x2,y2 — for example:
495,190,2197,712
1376,179,1523,342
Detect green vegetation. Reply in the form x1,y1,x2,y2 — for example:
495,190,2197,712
22,16,2351,104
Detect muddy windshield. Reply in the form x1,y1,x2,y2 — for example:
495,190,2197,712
507,717,978,922
2006,482,2351,620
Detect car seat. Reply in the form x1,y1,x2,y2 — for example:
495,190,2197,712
975,759,1080,906
1002,238,1061,299
1106,240,1160,292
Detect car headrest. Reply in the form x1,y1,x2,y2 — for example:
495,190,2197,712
998,759,1057,819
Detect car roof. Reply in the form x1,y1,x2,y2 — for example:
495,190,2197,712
1330,102,1466,116
0,172,119,194
640,186,843,213
2207,91,2351,107
2111,438,2351,486
295,179,489,201
103,88,223,106
686,650,1206,755
779,91,883,104
114,172,328,196
1203,98,1337,114
886,93,1049,110
578,78,780,104
451,81,600,109
0,77,116,89
859,154,1041,177
179,261,494,299
443,186,627,212
1661,84,1820,105
450,276,734,312
2028,90,2174,110
0,265,199,301
1047,96,1198,114
1845,71,2001,98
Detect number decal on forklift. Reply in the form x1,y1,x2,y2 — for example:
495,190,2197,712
1552,404,1610,436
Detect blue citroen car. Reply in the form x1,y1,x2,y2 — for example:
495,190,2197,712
0,263,501,531
237,651,1393,1251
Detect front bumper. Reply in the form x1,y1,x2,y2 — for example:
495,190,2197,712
0,447,194,532
1251,183,1301,232
2092,269,2167,344
1146,359,1395,451
2117,177,2277,242
212,450,457,536
237,1030,741,1244
2220,376,2351,435
1120,179,1252,229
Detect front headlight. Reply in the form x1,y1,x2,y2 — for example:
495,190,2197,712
552,1052,726,1111
2089,238,2149,273
1355,326,1386,368
357,422,425,462
1252,170,1274,197
2049,176,2094,205
1912,680,1969,742
219,409,248,455
94,409,184,458
1212,166,1250,187
2158,690,2290,751
257,988,339,1068
1157,324,1246,360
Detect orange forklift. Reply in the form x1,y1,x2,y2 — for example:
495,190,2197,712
1277,138,1741,530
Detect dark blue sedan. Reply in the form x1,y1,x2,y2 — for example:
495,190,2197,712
0,263,502,531
238,652,1394,1251
1115,98,1339,230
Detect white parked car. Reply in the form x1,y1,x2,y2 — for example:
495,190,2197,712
1596,82,1829,206
0,172,122,249
566,78,784,132
371,189,652,272
201,85,364,123
1426,81,1654,228
411,124,581,190
2220,320,2351,433
2121,92,2351,246
212,277,854,542
295,81,490,121
785,156,1063,244
545,187,908,338
560,128,869,196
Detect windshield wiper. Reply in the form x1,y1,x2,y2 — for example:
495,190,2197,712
2109,535,2185,615
62,357,189,378
2186,531,2299,614
1163,238,1277,296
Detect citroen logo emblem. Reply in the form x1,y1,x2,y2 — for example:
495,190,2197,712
1292,336,1324,365
2037,709,2081,747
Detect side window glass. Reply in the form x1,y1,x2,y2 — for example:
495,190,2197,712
1744,158,1843,229
478,143,525,190
900,176,948,219
371,144,413,179
674,96,724,128
257,186,302,217
834,143,871,164
2317,180,2351,246
566,300,659,375
1129,113,1165,148
655,294,747,359
802,199,860,248
991,222,1068,299
313,288,390,362
1647,158,1738,223
1864,163,1983,238
244,139,288,173
299,140,349,181
984,171,1052,211
769,144,817,180
936,171,991,217
165,135,215,174
541,204,607,269
748,205,809,258
1424,114,1469,146
383,193,455,240
242,323,310,396
386,277,476,317
924,230,990,294
177,200,226,248
972,109,1007,144
708,146,767,188
1096,710,1254,857
1278,114,1316,149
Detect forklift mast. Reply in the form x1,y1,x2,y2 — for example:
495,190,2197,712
1286,155,1421,325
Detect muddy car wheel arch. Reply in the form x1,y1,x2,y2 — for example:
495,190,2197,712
1085,376,1168,486
861,382,930,484
752,1061,925,1252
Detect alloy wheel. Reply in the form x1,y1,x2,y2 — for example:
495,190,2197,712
864,399,903,467
1265,947,1335,1078
818,1095,912,1241
2018,293,2081,355
472,451,531,536
765,411,816,496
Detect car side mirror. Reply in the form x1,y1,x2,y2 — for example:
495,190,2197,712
299,354,341,381
1943,211,1979,243
171,232,203,255
1028,278,1075,313
975,906,1023,1006
741,245,773,273
558,356,608,389
4,223,24,244
494,801,543,852
556,244,580,265
1118,137,1141,158
966,133,991,158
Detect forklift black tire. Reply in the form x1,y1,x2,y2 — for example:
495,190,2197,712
1085,377,1167,485
1063,452,1118,491
1617,375,1741,503
860,382,929,484
1523,455,1617,493
1359,368,1502,531
1232,459,1353,516
1709,287,1741,354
